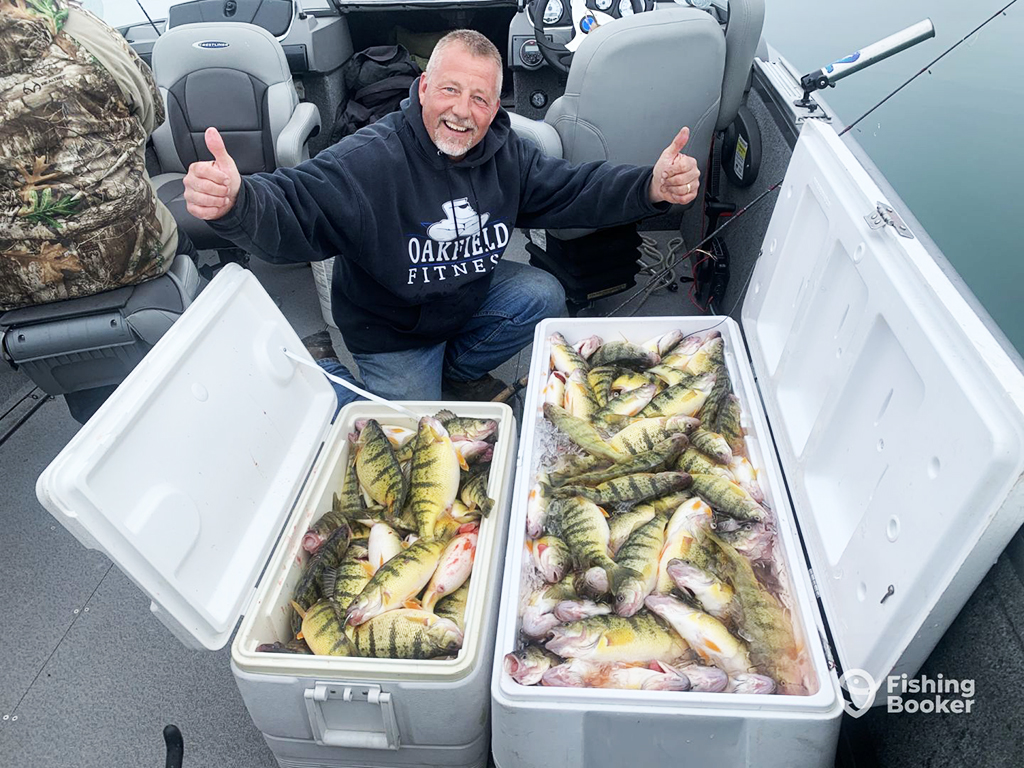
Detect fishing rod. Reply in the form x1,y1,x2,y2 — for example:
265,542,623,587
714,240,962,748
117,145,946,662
605,0,1019,322
841,0,1019,137
134,0,163,38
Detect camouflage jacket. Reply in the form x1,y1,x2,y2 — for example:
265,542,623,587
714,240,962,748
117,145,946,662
0,0,177,311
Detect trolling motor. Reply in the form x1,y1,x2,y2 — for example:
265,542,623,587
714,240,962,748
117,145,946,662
795,20,936,112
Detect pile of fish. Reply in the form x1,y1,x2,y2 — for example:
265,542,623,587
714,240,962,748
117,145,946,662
506,330,814,695
257,410,499,661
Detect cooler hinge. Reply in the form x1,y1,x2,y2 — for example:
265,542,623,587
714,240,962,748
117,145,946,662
864,201,914,239
818,628,837,672
240,587,260,618
807,566,820,598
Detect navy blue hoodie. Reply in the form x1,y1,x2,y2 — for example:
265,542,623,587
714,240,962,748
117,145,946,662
210,80,666,354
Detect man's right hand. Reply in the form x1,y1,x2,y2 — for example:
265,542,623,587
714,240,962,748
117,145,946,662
183,127,241,220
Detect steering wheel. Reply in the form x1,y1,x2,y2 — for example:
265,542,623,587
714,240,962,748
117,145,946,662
531,0,651,74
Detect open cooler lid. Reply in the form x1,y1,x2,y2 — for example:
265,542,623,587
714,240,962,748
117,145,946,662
741,120,1024,704
37,265,337,651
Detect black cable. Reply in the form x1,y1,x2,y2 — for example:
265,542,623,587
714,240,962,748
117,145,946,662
0,391,50,450
840,0,1019,136
603,181,782,318
134,0,163,38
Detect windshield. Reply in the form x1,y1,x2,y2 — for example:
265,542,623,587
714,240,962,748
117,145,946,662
83,0,176,28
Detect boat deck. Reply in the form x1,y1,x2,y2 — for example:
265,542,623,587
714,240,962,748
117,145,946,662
3,87,1024,767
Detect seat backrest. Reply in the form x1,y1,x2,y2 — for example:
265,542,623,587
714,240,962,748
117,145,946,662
150,22,297,176
544,0,765,174
544,7,726,181
719,0,765,131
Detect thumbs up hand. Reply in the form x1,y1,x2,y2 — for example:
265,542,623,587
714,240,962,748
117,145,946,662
183,127,242,220
649,127,700,206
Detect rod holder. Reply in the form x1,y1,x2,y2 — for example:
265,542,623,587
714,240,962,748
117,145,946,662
795,19,936,111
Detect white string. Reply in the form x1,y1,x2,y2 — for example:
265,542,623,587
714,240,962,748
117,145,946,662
282,348,419,418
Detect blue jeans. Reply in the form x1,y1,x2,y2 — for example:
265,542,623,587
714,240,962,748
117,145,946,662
318,260,565,406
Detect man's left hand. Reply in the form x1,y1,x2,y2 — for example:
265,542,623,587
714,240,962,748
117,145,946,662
650,127,701,206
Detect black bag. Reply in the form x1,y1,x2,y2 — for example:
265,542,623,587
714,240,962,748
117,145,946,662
329,45,422,144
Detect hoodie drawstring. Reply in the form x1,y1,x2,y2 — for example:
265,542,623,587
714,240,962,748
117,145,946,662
440,153,461,240
467,174,484,236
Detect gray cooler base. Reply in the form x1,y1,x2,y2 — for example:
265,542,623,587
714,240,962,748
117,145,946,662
262,730,488,768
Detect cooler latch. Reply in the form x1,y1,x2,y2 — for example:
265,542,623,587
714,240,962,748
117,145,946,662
865,202,914,239
303,682,400,750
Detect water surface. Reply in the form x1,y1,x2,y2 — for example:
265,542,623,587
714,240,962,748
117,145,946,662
763,0,1024,355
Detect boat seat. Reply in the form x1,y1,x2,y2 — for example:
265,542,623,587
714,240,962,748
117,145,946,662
510,0,764,241
0,253,202,401
149,22,321,251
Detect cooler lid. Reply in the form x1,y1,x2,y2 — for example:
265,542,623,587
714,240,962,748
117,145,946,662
36,265,337,651
741,120,1024,703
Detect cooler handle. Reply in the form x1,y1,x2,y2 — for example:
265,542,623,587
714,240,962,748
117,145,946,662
303,682,401,750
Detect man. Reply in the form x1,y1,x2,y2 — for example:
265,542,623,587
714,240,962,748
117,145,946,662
183,29,700,403
0,0,189,311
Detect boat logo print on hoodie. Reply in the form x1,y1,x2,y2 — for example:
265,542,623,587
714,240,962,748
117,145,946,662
406,197,510,286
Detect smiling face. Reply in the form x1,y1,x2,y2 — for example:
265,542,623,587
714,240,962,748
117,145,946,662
419,42,501,161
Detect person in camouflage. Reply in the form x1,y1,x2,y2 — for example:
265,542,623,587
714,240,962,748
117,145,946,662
0,0,182,311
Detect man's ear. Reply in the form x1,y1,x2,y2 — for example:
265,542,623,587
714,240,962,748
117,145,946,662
419,73,428,99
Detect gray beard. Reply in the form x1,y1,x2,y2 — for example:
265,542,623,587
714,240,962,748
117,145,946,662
433,125,475,157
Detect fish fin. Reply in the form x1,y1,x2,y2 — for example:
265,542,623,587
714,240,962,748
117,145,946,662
360,561,377,578
480,497,495,517
296,631,304,640
598,506,610,519
434,409,457,424
404,598,422,610
602,627,635,646
321,567,338,600
599,413,631,428
290,600,308,621
457,452,470,472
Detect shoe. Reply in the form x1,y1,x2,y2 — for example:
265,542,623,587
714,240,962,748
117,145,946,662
442,373,508,402
301,330,338,362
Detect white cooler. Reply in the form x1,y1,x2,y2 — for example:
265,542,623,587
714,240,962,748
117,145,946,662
491,120,1024,768
35,265,517,768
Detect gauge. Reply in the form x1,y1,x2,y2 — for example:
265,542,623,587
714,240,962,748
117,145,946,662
543,0,564,24
617,0,635,16
520,39,543,68
595,0,613,9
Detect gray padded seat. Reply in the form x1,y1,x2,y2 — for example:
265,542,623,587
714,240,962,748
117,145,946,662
150,22,321,250
0,253,202,396
509,0,764,240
